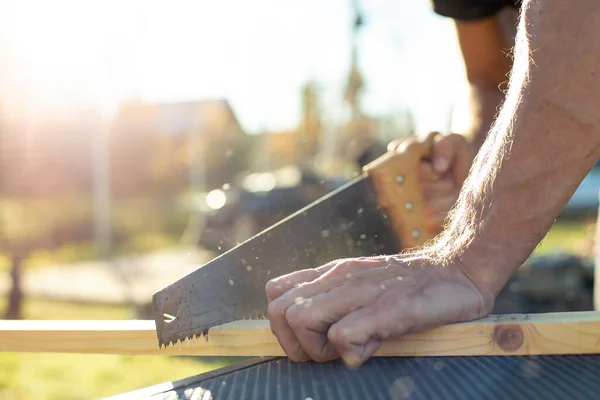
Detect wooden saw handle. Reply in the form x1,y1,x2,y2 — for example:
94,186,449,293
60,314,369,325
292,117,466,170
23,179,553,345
363,132,437,250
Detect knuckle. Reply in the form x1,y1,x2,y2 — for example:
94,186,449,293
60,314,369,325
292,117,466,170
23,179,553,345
285,304,308,329
327,324,352,348
265,279,279,300
327,259,353,276
267,299,285,321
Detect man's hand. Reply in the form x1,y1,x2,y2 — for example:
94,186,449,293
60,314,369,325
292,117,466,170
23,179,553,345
388,133,474,234
266,253,492,367
266,0,600,371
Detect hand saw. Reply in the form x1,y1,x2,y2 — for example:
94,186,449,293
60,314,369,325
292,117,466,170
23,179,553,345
153,133,438,347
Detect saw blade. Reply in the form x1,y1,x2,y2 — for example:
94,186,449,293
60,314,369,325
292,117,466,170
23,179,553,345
152,175,400,347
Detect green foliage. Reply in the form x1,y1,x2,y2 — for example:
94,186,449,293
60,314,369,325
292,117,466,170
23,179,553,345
534,219,593,255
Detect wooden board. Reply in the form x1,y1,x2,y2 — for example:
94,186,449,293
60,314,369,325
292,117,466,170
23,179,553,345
2,312,600,357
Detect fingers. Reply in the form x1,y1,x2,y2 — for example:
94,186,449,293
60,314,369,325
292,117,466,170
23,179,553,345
327,286,414,366
424,194,459,232
328,307,386,366
328,276,488,366
431,133,474,185
265,268,325,362
266,258,366,302
419,161,442,183
388,133,473,183
267,298,309,362
420,164,452,194
419,164,458,231
387,137,405,152
266,269,322,302
265,263,344,362
284,281,383,362
266,259,392,363
422,177,459,228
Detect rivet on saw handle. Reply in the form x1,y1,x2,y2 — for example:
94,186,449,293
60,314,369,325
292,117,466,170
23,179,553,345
362,132,438,250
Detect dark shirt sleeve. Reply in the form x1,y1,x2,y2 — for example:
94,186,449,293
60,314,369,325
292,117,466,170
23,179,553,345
429,0,517,21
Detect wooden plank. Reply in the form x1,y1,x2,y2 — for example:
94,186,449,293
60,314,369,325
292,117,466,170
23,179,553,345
2,312,600,356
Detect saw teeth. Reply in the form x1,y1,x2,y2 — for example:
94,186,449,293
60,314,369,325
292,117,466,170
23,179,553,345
159,332,209,349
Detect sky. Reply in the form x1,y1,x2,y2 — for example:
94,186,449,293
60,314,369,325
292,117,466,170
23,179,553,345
0,0,468,134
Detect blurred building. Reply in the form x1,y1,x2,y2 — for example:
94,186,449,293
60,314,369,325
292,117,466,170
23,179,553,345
110,98,251,195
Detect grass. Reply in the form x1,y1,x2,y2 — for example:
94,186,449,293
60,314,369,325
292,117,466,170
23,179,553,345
534,217,595,256
0,299,237,400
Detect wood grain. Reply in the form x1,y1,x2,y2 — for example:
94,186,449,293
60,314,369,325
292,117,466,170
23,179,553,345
2,312,600,357
363,133,436,250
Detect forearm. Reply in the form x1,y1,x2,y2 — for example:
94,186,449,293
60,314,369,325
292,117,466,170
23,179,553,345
458,83,507,152
452,8,517,154
433,0,600,297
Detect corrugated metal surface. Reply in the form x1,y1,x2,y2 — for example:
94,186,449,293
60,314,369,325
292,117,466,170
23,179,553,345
127,355,600,399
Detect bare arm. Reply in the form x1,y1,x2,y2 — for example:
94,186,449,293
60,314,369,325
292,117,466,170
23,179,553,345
266,0,600,367
452,8,518,151
404,10,519,233
434,0,600,297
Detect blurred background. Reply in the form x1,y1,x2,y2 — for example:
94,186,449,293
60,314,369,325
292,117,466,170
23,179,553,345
0,0,598,398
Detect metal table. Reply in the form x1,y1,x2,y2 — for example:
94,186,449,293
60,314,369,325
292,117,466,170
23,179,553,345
110,354,600,399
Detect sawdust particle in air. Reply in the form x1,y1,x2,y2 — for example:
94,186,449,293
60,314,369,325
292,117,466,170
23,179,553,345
360,234,367,240
380,284,386,290
396,276,403,281
357,208,364,215
346,273,352,278
295,297,305,305
321,229,331,238
246,265,253,272
228,279,234,286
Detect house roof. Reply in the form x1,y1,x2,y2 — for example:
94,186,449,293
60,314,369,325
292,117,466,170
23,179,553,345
116,98,244,135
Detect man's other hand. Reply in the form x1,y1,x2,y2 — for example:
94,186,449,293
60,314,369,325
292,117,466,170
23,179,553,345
265,253,492,366
388,133,474,233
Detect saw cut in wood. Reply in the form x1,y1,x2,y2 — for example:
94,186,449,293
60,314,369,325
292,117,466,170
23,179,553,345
2,311,600,357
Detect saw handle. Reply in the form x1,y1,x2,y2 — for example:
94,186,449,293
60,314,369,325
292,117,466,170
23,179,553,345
363,132,437,250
